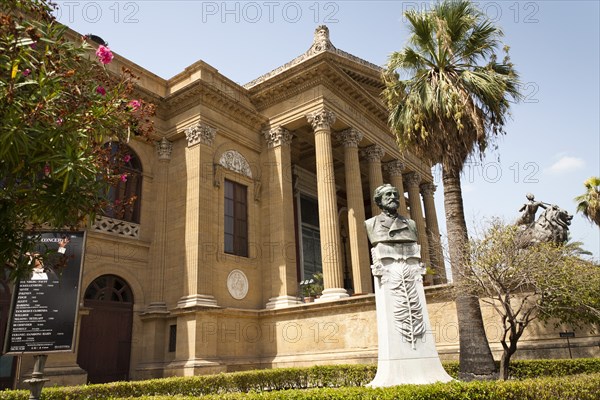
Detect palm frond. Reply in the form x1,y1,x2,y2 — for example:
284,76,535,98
574,177,600,227
384,0,522,171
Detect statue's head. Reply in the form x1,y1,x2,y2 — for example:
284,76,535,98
374,184,400,212
526,193,535,201
545,205,573,227
314,25,329,41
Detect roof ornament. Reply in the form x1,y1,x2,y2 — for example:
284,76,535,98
309,25,336,54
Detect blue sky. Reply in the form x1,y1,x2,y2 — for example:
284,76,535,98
54,1,600,262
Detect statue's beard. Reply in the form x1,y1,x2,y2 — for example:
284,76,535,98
381,202,399,216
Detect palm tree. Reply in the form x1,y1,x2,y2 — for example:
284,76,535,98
575,177,600,227
383,0,520,379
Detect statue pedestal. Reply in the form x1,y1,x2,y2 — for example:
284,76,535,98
367,244,453,387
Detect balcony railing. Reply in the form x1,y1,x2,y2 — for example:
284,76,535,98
91,216,140,239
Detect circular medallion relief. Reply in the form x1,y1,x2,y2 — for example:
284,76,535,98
227,269,249,300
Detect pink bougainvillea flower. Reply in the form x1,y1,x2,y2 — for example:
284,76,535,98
22,68,31,77
96,85,106,96
128,99,141,111
123,154,132,163
120,174,128,182
56,118,63,126
95,45,114,64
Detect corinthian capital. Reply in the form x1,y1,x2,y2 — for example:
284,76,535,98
361,145,385,163
385,160,405,176
306,109,336,131
185,123,217,147
264,126,293,148
420,182,437,197
404,171,422,188
336,128,363,148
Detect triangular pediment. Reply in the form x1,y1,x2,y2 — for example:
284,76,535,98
245,26,389,123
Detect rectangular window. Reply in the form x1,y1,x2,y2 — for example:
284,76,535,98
300,195,322,279
168,324,177,353
224,180,248,257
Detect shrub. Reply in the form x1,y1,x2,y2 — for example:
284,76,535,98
102,373,600,399
1,359,599,400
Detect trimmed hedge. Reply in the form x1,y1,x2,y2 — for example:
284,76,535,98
504,358,600,379
97,374,600,400
1,359,599,400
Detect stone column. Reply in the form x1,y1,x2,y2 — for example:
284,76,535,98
146,137,173,313
385,160,409,217
178,123,218,308
264,127,302,308
421,183,447,283
306,109,348,301
336,128,373,294
404,172,431,270
362,145,385,216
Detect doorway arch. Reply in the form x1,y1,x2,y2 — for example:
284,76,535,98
77,275,133,383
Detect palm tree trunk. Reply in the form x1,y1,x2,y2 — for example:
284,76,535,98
442,166,497,380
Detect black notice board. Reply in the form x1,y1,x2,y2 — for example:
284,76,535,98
3,232,86,354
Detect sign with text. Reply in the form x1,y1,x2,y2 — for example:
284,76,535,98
3,232,86,354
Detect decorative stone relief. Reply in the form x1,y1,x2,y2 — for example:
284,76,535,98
155,137,173,161
185,123,216,147
310,25,336,53
264,127,293,148
336,128,363,148
362,145,385,162
213,164,224,188
219,150,253,178
306,109,336,131
227,269,249,300
371,245,426,349
254,181,262,202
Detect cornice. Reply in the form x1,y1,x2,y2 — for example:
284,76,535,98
162,79,267,131
247,56,328,109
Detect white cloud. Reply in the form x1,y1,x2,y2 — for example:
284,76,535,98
545,156,585,174
461,184,475,193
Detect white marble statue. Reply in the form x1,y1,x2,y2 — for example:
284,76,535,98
365,184,453,386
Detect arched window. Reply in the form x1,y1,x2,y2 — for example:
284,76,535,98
84,274,133,303
103,142,143,223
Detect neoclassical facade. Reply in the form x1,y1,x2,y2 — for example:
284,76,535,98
2,26,597,388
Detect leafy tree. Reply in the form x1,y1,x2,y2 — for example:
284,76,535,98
574,177,600,227
1,0,154,280
383,0,521,379
460,221,600,380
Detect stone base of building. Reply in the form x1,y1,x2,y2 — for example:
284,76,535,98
14,289,600,386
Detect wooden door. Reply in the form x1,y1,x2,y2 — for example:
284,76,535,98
77,275,133,383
